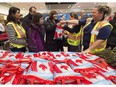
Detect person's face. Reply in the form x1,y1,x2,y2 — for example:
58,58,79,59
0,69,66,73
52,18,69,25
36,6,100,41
14,10,20,20
53,14,57,20
70,15,74,20
39,17,43,25
80,11,84,16
30,8,36,15
92,8,103,21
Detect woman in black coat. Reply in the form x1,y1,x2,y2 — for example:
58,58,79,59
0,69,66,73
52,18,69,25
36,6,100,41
44,11,63,51
107,12,116,50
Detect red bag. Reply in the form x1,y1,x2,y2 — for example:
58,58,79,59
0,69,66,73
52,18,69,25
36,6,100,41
54,26,64,40
33,52,55,61
0,33,8,41
22,61,54,84
53,63,84,84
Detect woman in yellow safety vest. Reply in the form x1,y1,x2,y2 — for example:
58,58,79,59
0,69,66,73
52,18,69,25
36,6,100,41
58,12,81,52
6,7,28,52
59,5,112,54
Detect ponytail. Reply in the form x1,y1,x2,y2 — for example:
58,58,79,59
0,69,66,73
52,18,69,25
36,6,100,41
96,5,111,20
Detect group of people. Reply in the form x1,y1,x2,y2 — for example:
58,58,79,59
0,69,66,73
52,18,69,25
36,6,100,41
5,5,116,54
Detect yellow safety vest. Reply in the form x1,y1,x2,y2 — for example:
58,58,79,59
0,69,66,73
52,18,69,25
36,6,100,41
7,22,26,48
82,18,113,53
67,29,81,46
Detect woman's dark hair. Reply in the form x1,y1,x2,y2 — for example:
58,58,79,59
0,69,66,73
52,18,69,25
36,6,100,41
49,10,57,19
7,7,20,23
95,5,111,20
32,12,43,24
70,12,78,19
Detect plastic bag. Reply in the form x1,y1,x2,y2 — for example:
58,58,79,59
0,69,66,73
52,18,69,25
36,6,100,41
54,26,64,40
53,63,84,84
23,60,54,84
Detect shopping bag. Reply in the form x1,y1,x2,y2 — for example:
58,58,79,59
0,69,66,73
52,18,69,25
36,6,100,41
0,32,8,41
23,60,54,84
54,26,64,40
53,63,84,84
33,52,55,61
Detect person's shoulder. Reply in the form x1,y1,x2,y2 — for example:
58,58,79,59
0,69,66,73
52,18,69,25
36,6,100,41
100,20,112,29
0,23,2,25
23,14,30,20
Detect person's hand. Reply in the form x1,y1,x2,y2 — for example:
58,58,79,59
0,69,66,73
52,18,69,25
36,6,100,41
82,48,92,54
60,20,67,24
63,30,69,35
57,22,61,26
60,24,65,27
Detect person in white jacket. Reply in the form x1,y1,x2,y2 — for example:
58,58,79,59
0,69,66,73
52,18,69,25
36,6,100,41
0,23,5,33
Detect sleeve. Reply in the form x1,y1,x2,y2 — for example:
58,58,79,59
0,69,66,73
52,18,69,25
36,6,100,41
44,20,56,33
63,25,80,33
22,19,28,31
0,23,5,32
27,27,39,52
97,25,111,40
6,24,27,45
79,19,87,26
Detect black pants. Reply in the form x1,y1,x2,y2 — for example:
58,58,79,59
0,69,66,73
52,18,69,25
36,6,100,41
57,39,63,51
11,47,26,52
68,45,79,52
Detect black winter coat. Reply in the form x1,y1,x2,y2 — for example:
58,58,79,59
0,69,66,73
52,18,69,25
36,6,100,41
22,14,32,31
44,18,60,51
107,18,116,46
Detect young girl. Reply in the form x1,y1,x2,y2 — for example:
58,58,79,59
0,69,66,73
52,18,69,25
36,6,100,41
27,13,46,52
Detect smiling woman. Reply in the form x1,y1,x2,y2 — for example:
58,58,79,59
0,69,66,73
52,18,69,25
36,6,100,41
59,5,112,54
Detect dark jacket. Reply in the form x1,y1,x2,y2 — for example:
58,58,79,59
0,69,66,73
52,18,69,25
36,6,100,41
27,24,46,52
44,18,60,51
22,14,32,31
107,18,116,47
64,24,81,33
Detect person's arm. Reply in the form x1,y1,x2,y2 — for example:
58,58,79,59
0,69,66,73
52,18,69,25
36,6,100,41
82,39,104,54
0,23,5,32
66,20,79,25
59,20,79,25
44,20,56,32
60,19,87,26
6,24,27,46
22,19,28,31
63,25,80,33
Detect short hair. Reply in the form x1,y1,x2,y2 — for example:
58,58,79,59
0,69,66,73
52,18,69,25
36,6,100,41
29,6,36,12
7,7,20,23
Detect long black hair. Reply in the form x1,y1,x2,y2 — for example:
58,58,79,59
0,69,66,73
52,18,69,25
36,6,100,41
32,12,43,25
7,7,20,23
49,10,57,20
